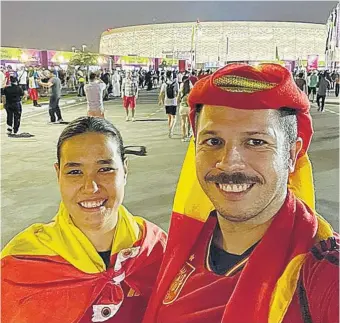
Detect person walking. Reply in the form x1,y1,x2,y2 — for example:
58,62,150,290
17,66,28,101
121,71,138,122
335,72,339,97
159,70,179,138
2,76,23,136
295,72,307,94
84,72,107,118
28,68,41,107
77,71,85,97
316,72,331,112
177,75,192,142
111,70,121,97
307,70,318,103
39,70,64,123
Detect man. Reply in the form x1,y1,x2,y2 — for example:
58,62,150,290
17,66,28,101
295,72,307,94
84,72,107,118
143,64,339,323
28,66,41,107
39,70,64,123
159,70,179,138
121,71,138,122
2,76,23,136
335,71,340,97
1,116,167,323
101,69,111,100
307,70,318,103
316,72,331,112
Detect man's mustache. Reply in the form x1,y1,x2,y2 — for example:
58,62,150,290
205,172,263,185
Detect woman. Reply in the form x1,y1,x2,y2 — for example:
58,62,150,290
1,117,167,323
178,76,192,142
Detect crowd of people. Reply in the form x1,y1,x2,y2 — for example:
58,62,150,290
1,62,339,323
293,68,339,112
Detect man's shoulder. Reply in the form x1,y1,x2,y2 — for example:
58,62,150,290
302,234,339,286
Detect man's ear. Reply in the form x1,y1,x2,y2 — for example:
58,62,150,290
54,163,60,181
123,157,128,185
288,137,303,173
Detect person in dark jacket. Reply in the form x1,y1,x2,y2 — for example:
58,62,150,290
2,76,23,136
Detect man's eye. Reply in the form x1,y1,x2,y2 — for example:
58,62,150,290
247,139,266,146
67,170,82,175
205,138,222,146
99,167,115,173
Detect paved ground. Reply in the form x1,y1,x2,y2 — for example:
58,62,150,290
1,89,339,247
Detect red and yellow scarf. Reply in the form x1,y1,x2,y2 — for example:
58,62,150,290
1,203,166,323
142,64,335,323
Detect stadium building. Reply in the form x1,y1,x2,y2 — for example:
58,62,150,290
100,21,327,69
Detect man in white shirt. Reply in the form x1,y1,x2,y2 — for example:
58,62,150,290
17,66,28,101
159,70,179,138
121,71,138,122
84,72,107,118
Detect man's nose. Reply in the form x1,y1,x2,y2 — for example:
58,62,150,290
215,145,246,172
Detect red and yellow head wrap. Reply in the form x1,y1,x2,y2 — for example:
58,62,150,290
187,63,315,209
142,64,334,323
188,63,312,158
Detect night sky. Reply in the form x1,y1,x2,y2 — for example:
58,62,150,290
1,1,337,52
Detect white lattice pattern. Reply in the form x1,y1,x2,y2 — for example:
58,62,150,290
99,21,327,63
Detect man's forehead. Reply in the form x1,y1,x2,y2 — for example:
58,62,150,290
200,104,277,120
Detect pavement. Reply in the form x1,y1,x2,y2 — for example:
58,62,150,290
1,89,339,247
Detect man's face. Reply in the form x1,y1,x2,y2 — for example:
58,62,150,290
195,105,301,223
55,132,127,230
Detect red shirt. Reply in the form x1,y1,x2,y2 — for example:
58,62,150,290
157,216,339,323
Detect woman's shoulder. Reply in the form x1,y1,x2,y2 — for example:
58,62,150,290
1,221,56,259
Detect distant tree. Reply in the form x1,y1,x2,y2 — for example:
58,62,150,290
68,51,99,80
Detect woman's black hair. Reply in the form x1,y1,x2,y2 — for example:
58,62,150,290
57,117,124,164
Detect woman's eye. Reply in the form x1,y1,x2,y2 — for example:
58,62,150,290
99,167,115,173
67,170,82,175
205,138,222,146
247,139,266,146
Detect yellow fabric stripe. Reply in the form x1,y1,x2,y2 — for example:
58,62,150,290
268,254,307,323
268,215,333,323
288,153,315,212
173,138,214,222
1,203,143,274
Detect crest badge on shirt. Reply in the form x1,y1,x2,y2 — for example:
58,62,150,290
163,261,196,305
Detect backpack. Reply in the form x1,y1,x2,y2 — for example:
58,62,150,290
166,82,175,99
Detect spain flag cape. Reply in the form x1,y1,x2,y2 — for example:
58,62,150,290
142,141,334,323
142,64,335,323
1,203,166,323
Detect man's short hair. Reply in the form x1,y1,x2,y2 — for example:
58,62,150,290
57,117,125,165
89,73,97,81
195,105,298,147
9,76,18,84
166,71,172,79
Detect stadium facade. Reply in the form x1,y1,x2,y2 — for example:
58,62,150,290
100,21,327,67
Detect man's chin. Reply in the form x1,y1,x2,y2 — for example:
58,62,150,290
217,211,256,223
